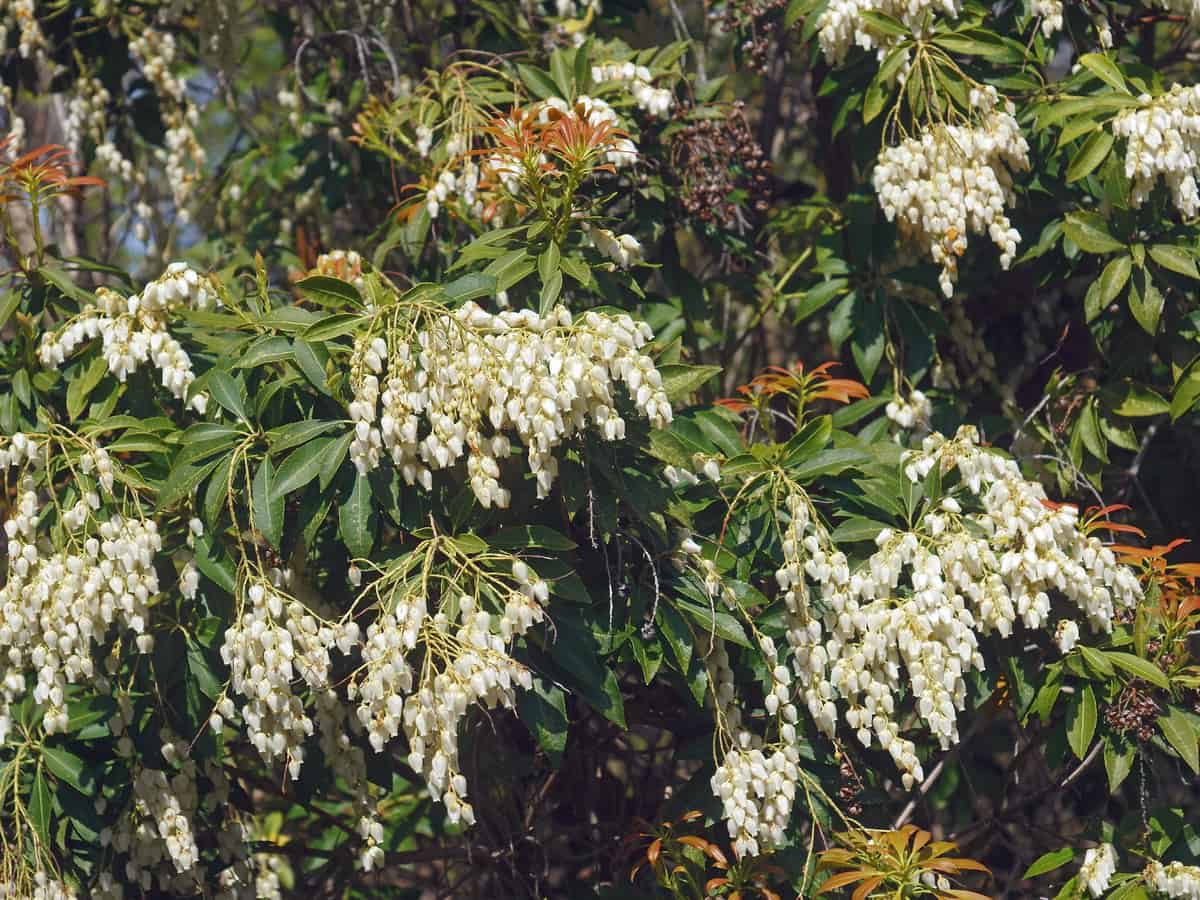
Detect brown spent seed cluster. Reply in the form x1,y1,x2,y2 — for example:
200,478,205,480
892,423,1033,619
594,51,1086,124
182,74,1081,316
720,0,791,74
1104,682,1160,742
668,102,771,232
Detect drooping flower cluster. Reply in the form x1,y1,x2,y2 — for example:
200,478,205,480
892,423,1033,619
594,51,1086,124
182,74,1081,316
1,0,49,61
1079,843,1117,898
711,736,800,858
785,426,1141,787
583,222,644,267
873,87,1029,297
311,249,367,293
347,302,672,507
1111,84,1200,218
38,263,218,413
704,598,803,857
128,27,207,212
1032,0,1064,37
0,436,163,740
817,0,963,64
885,389,931,430
349,553,545,827
219,575,355,779
1147,860,1200,899
592,61,674,117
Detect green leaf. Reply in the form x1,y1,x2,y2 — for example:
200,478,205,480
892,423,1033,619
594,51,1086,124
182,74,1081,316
42,746,92,793
0,290,20,328
267,419,345,454
1089,255,1132,322
488,525,577,551
538,242,561,284
1105,651,1170,689
1129,269,1164,334
1078,53,1129,93
789,448,868,480
516,677,568,766
674,598,751,648
1104,733,1136,793
252,457,284,549
67,355,109,422
658,601,693,673
546,607,626,727
1067,130,1114,183
518,63,560,100
301,312,364,343
442,272,496,302
1157,706,1200,773
658,364,721,402
1170,365,1200,421
207,369,250,423
320,431,353,491
1066,684,1098,759
203,453,234,525
860,9,909,36
1024,847,1075,879
538,268,563,313
1110,382,1169,417
28,766,51,844
781,415,833,466
1078,401,1109,463
192,532,236,593
38,265,91,301
831,516,891,543
295,274,363,307
272,437,334,499
1079,644,1114,676
863,48,906,123
1148,243,1200,279
339,473,376,557
235,335,294,369
292,339,331,395
1063,212,1124,254
158,455,225,511
794,278,848,323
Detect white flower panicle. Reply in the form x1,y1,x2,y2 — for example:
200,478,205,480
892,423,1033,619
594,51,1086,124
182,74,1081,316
885,389,931,430
349,555,546,828
1054,618,1080,653
592,61,674,117
39,263,218,413
785,426,1140,788
1080,843,1117,898
712,734,800,858
583,223,644,267
1032,0,1063,37
347,302,672,507
0,438,163,740
818,0,963,64
1148,861,1200,899
128,27,206,210
312,249,367,293
1111,84,1200,218
0,871,77,900
873,87,1029,297
219,577,353,779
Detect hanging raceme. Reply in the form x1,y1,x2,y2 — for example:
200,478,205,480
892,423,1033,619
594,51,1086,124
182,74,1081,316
346,295,672,506
38,263,220,413
873,83,1029,297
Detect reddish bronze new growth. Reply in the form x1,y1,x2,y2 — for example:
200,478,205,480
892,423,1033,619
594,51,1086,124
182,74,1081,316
0,139,105,204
